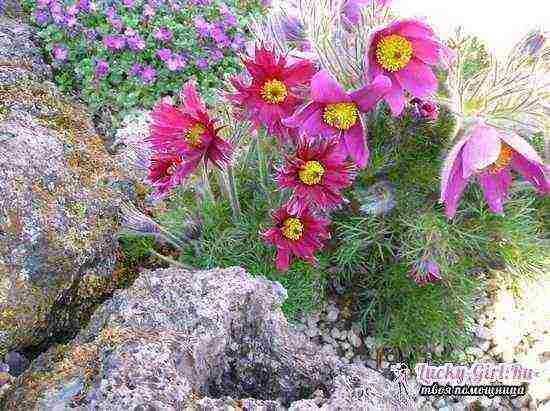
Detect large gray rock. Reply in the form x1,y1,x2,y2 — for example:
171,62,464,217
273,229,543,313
0,16,135,354
1,267,411,410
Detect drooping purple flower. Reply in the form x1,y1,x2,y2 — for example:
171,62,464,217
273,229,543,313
52,44,68,61
224,15,238,28
440,121,550,218
105,5,116,19
194,16,211,37
84,28,98,41
153,27,173,42
410,98,438,121
104,35,126,51
141,65,157,84
409,260,442,286
95,60,109,78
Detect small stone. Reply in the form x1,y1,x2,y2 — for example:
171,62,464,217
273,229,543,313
344,351,354,360
307,327,320,338
477,339,491,352
433,398,447,408
330,328,340,340
341,342,350,351
364,336,375,349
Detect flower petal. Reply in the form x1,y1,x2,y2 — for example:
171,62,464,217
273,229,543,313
350,75,392,113
461,125,502,179
477,169,513,214
440,134,470,200
310,70,349,104
282,59,316,87
275,247,291,271
384,78,406,116
441,148,468,218
393,19,434,39
511,153,550,194
394,58,437,98
343,122,369,168
409,37,443,65
499,131,544,165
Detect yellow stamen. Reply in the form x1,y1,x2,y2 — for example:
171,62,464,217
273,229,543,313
260,79,288,104
299,160,325,185
185,123,206,147
323,102,358,130
281,217,304,241
487,144,513,174
376,34,413,72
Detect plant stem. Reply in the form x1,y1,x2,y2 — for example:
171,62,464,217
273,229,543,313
226,165,241,219
257,130,269,190
199,161,214,206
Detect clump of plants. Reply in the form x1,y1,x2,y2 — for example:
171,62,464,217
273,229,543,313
120,0,549,362
22,0,265,120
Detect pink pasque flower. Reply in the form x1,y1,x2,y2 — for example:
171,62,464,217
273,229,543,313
261,206,330,271
284,70,391,167
147,82,232,190
440,121,549,218
228,45,316,144
365,19,452,116
409,259,442,286
277,137,354,213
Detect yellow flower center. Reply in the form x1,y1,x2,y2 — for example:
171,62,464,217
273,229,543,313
185,123,206,147
487,144,513,174
376,34,413,72
281,217,304,241
260,79,288,104
298,160,325,185
323,102,358,130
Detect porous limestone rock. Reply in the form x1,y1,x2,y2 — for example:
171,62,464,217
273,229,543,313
0,16,137,354
2,267,407,410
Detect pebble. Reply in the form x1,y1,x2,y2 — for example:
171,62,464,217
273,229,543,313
433,398,447,408
349,332,362,348
330,328,340,340
326,306,339,322
341,342,350,351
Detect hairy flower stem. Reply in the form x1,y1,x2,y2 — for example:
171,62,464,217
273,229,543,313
199,162,215,206
225,165,241,219
257,130,271,198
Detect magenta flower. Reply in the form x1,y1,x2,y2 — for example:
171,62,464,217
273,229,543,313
409,260,442,286
147,152,193,199
440,121,550,218
365,19,451,116
129,63,142,77
278,137,355,213
127,34,145,51
284,70,391,167
147,82,232,187
261,206,330,271
228,45,316,144
52,44,68,61
156,48,172,62
410,98,438,121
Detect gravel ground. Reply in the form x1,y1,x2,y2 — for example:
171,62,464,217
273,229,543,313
292,276,550,410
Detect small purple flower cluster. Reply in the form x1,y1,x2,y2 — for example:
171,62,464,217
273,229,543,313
30,0,253,86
